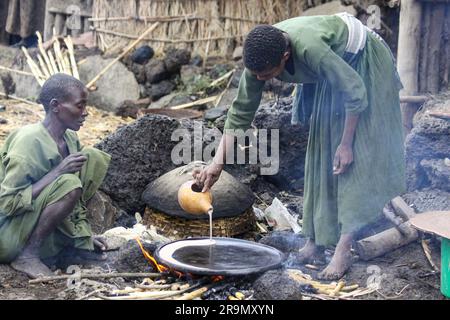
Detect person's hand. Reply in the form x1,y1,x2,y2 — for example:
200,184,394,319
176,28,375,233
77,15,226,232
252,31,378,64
192,162,224,192
54,153,87,176
333,144,353,175
93,236,108,251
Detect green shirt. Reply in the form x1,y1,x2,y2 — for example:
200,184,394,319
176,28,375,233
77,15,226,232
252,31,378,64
0,123,82,217
224,15,368,131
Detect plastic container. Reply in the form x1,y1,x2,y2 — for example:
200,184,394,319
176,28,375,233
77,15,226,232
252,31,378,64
442,238,450,298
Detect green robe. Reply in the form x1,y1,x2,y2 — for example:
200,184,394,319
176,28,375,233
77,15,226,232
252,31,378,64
0,123,111,262
224,15,406,246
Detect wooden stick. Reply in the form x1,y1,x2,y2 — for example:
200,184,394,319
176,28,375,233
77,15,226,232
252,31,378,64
209,69,234,88
135,283,173,290
421,239,440,272
63,51,72,76
0,91,40,106
29,272,162,284
428,112,450,120
170,95,218,110
0,65,34,77
36,54,50,78
203,30,212,71
64,36,80,79
36,31,55,75
86,22,159,89
53,39,65,73
20,47,45,86
399,95,429,104
89,14,199,23
92,28,244,43
47,51,59,75
174,286,209,300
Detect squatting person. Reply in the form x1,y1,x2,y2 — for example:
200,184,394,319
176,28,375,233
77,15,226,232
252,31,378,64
194,13,406,280
0,73,111,278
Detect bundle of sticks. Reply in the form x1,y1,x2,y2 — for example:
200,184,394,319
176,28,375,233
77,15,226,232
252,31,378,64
287,269,375,299
21,31,80,86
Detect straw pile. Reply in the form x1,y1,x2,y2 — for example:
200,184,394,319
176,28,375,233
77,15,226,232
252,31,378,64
91,0,306,57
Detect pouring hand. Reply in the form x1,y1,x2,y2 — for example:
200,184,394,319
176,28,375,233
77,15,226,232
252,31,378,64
192,162,224,192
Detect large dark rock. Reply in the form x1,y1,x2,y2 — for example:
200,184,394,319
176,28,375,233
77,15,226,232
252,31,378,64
146,80,176,101
405,95,450,191
79,55,140,112
252,96,309,190
129,63,146,84
130,45,154,65
145,59,170,84
95,115,183,213
164,48,191,74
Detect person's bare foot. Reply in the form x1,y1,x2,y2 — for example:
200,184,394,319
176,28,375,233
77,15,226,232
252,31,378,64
296,239,326,265
10,255,53,279
317,233,354,280
317,250,353,280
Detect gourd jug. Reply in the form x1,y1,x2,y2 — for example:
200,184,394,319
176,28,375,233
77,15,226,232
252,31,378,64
177,180,213,215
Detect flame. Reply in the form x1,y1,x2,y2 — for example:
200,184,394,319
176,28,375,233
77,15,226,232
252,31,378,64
212,275,225,282
135,237,168,273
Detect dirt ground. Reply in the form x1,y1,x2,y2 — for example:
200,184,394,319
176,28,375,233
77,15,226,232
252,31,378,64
0,98,447,300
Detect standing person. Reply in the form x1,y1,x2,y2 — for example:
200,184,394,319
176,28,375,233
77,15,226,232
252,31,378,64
5,0,46,47
0,73,110,278
194,14,405,280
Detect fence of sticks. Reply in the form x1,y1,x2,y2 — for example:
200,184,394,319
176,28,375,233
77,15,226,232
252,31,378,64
91,0,307,57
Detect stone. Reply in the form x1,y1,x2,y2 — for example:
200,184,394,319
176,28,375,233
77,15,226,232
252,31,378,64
232,46,243,61
145,59,170,84
146,80,176,101
258,231,305,254
253,269,305,300
302,0,357,16
204,106,227,121
180,65,202,86
130,45,154,65
0,47,40,100
79,55,140,112
190,55,203,67
86,191,119,234
163,48,191,74
405,95,450,191
129,63,146,84
111,239,159,273
147,93,193,110
420,159,450,192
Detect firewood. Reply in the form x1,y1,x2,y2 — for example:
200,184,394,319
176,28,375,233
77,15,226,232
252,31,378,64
29,272,162,284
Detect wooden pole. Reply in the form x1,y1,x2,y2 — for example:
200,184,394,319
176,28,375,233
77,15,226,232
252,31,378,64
426,3,446,93
397,0,422,135
86,22,159,89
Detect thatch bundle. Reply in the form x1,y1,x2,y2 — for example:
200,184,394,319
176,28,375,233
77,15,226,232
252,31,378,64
92,0,306,57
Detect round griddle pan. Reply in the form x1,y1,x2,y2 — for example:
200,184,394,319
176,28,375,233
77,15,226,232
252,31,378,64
154,237,285,276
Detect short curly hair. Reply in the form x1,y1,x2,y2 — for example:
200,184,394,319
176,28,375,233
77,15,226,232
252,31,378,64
243,25,287,72
38,73,86,112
